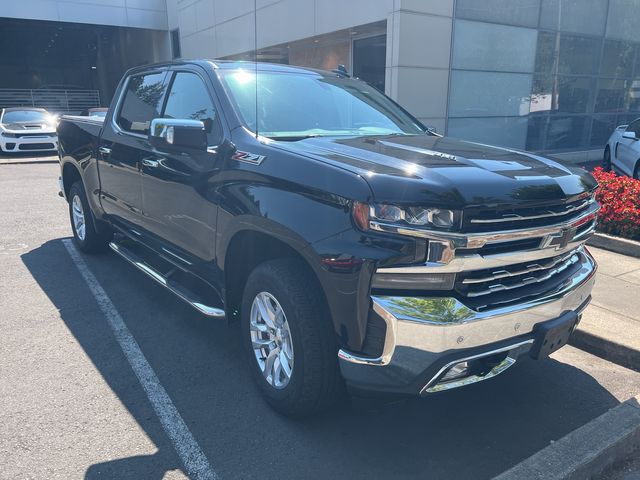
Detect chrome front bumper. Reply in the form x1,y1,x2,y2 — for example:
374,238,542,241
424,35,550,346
338,248,596,395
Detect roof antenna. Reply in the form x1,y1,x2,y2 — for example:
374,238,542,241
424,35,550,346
253,0,259,139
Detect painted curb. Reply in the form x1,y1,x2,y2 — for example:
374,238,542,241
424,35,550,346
570,328,640,372
493,395,640,480
588,233,640,259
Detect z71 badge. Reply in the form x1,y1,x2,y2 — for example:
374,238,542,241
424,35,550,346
232,150,265,165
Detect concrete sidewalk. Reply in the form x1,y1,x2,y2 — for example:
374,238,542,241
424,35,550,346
0,154,58,165
573,247,640,371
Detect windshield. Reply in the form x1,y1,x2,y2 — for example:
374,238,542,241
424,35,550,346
219,69,425,139
2,110,50,124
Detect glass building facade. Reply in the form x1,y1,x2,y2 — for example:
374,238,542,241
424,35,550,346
170,0,640,156
448,0,640,153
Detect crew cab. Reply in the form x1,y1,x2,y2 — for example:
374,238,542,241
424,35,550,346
57,60,599,417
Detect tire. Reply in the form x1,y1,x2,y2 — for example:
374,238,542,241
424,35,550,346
68,181,112,253
241,258,342,417
603,146,611,171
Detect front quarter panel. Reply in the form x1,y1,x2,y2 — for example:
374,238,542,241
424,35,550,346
215,133,423,351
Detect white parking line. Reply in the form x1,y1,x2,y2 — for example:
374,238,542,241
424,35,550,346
62,239,218,480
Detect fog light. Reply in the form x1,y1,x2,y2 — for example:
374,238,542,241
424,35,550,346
441,361,469,382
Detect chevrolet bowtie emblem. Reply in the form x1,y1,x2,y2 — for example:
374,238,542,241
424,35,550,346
542,227,577,250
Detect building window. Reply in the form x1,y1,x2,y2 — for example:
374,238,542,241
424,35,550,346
352,34,386,93
448,1,640,153
456,0,541,28
171,29,181,59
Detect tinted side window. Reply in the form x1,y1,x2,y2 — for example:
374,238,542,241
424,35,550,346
117,72,167,135
163,72,221,144
626,119,640,136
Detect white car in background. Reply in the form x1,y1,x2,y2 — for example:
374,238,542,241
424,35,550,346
0,108,58,154
604,118,640,179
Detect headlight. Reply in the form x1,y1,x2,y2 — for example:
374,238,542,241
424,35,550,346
0,131,17,138
353,202,460,231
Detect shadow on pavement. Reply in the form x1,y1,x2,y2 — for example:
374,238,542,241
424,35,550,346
22,239,183,479
22,238,624,480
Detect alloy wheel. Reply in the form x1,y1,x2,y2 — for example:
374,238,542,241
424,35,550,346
249,291,294,389
72,194,86,241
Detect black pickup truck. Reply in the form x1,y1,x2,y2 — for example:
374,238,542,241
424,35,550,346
57,60,599,417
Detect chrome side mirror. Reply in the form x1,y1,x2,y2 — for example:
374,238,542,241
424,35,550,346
149,118,207,151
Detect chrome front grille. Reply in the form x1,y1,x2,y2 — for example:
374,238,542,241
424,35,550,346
375,194,599,312
455,249,586,311
460,251,579,288
464,196,596,233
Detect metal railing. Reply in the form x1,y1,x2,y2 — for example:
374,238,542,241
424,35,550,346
0,89,101,114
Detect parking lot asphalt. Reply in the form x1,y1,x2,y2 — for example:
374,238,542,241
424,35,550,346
1,162,639,480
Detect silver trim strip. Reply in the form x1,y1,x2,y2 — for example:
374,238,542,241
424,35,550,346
469,198,594,224
109,242,224,318
464,253,580,298
420,339,534,394
369,202,599,249
461,250,577,284
162,247,193,265
338,299,398,366
378,239,589,274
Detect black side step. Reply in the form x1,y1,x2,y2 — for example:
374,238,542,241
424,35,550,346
109,241,225,318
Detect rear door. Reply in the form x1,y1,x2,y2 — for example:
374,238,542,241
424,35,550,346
99,70,168,230
139,68,226,264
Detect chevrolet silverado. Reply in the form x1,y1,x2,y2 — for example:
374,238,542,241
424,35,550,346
57,60,599,417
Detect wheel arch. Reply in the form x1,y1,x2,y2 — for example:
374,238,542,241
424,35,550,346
61,161,82,200
223,228,330,325
61,159,110,235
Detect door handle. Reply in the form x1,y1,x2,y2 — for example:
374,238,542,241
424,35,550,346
141,159,159,168
99,146,111,156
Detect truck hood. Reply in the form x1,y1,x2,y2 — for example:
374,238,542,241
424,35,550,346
275,134,597,208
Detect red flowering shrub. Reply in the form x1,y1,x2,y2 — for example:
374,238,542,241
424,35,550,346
591,167,640,241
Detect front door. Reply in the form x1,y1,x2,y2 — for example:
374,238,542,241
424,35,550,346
99,71,168,230
139,69,225,264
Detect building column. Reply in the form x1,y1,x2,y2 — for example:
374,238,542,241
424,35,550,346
385,0,454,134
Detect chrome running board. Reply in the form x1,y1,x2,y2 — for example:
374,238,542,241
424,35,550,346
109,241,225,318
